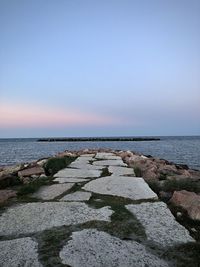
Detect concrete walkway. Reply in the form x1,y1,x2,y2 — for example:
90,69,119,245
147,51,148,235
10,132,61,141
0,152,195,267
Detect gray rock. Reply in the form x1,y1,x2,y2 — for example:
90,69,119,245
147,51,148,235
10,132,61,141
54,177,90,183
0,237,42,267
126,202,194,247
83,176,157,200
69,162,103,170
60,191,92,201
0,202,113,236
60,229,169,267
54,168,102,178
32,184,74,200
108,166,135,176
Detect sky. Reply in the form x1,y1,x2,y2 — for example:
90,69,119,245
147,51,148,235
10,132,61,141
0,0,200,138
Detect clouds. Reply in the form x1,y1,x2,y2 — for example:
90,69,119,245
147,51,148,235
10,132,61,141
0,101,120,128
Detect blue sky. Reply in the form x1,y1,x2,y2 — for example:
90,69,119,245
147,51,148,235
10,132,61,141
0,0,199,137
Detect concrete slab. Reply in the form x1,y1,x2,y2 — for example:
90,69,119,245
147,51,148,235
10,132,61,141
80,154,95,157
108,166,135,176
54,177,90,183
0,202,113,236
54,168,102,178
69,162,103,170
95,153,121,160
60,191,92,201
32,184,74,200
83,176,157,200
93,160,127,167
0,237,42,267
126,202,194,247
60,229,169,267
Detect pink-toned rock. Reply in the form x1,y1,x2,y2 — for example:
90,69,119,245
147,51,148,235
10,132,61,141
170,190,200,221
18,166,44,177
0,190,16,204
0,165,23,180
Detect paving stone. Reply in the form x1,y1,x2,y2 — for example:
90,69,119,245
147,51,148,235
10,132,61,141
32,184,74,200
0,202,113,236
59,229,169,267
93,160,127,167
108,166,135,176
0,237,42,267
69,162,103,170
60,191,92,201
54,177,90,183
54,168,102,178
83,176,157,200
126,202,194,247
95,153,121,160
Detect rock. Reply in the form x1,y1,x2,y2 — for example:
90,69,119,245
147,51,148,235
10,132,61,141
83,176,158,200
0,190,16,204
54,168,102,178
0,202,113,236
126,202,194,247
18,166,44,177
159,191,173,201
37,158,48,166
60,191,92,201
0,237,42,267
170,190,200,221
0,164,23,179
31,184,75,200
59,229,169,267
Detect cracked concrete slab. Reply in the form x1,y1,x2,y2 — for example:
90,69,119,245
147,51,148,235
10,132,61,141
60,191,92,201
54,168,102,178
32,183,74,200
59,229,169,267
95,153,121,160
126,202,194,247
54,177,90,183
108,166,135,176
83,176,157,200
93,160,127,167
0,202,113,236
69,162,103,170
0,237,42,267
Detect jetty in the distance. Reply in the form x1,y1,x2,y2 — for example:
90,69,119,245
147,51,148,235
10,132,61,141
37,137,160,142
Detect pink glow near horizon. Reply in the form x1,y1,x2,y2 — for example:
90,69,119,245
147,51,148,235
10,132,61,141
0,102,119,128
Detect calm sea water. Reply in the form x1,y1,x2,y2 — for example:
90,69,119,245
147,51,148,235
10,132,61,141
0,136,200,170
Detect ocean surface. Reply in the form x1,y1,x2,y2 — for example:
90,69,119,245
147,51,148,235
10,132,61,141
0,136,200,170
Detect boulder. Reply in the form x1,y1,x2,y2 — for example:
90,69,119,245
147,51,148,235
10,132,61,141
0,190,16,204
18,166,44,177
0,164,23,179
170,190,200,221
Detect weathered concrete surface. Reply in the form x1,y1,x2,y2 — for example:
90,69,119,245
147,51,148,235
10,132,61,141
108,166,135,176
60,229,169,267
95,152,121,160
126,202,194,247
69,162,103,170
32,183,74,200
54,177,90,183
93,159,127,167
54,168,102,178
80,154,96,157
0,237,42,267
0,202,113,236
60,191,92,202
83,176,157,200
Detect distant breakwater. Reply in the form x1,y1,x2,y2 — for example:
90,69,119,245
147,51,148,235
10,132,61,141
37,137,160,142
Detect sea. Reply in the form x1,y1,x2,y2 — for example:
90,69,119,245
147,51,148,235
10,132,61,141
0,136,200,170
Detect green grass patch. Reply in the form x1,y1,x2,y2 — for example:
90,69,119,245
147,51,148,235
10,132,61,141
17,176,51,196
44,156,77,176
134,166,142,177
162,179,200,193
